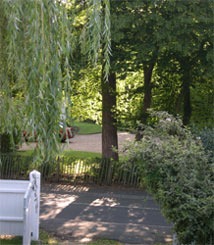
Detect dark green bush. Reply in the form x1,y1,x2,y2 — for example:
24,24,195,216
0,130,22,153
193,127,214,161
121,111,214,244
0,133,12,153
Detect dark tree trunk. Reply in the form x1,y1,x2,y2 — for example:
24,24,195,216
136,63,155,140
102,72,119,162
182,75,192,125
175,87,184,115
141,64,155,123
179,58,192,125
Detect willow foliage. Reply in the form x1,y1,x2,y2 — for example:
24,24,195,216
0,0,111,161
83,0,111,80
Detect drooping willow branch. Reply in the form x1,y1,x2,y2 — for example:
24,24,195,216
0,0,111,160
84,0,111,80
102,0,111,80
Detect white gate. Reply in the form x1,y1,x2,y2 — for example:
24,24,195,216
0,170,40,245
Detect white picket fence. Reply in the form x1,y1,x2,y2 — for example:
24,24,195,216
0,170,40,245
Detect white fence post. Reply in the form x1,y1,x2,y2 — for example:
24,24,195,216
23,183,33,245
0,170,40,245
29,170,41,241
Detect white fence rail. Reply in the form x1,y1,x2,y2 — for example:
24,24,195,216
0,170,40,245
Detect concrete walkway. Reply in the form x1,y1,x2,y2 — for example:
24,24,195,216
40,184,172,244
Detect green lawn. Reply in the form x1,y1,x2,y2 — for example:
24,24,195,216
16,149,101,159
0,230,121,244
0,229,58,244
0,233,170,245
13,150,34,157
63,150,101,159
0,236,22,245
72,121,102,135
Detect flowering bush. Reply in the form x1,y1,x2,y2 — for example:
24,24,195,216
121,112,214,244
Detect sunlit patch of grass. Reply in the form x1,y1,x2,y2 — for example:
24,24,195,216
0,235,22,244
14,150,34,157
63,150,101,159
16,149,101,159
32,229,59,244
72,121,102,135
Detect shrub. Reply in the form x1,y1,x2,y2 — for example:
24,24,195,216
0,130,21,153
121,111,214,244
192,127,214,162
0,133,12,153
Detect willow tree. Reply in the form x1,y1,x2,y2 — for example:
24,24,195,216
0,0,111,160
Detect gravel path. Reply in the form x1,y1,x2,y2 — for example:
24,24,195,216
20,132,135,153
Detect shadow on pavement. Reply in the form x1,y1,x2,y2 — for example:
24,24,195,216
40,184,172,244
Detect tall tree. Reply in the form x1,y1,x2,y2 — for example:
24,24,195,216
70,0,119,161
101,0,119,161
101,71,118,161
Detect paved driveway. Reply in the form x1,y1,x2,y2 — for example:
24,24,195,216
40,184,172,244
20,132,135,153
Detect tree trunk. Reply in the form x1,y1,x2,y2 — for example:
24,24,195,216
136,63,155,140
175,87,184,115
182,75,192,125
102,72,118,162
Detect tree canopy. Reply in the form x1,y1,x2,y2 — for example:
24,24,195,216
0,0,213,158
72,0,214,129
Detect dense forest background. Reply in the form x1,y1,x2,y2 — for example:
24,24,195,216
70,0,213,127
